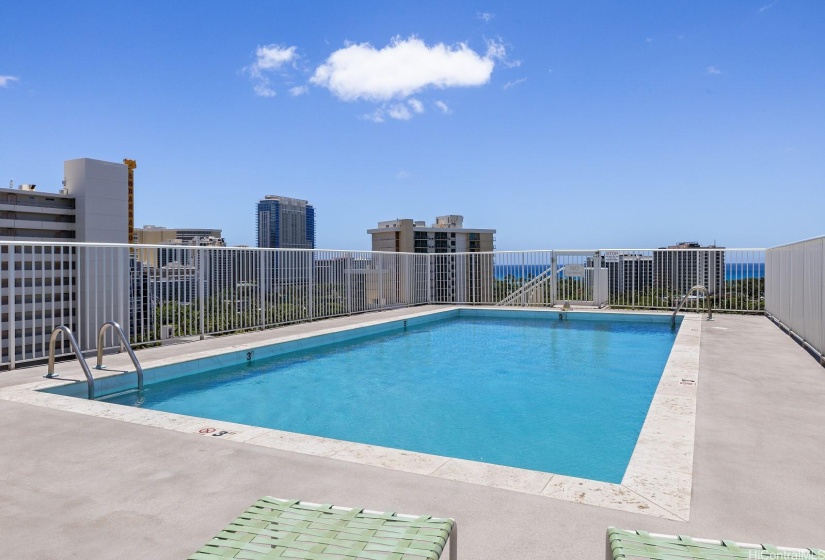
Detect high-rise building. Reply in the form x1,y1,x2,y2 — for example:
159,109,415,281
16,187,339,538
589,253,655,297
0,158,130,366
133,225,225,269
256,196,315,289
368,215,495,254
133,225,224,246
256,196,315,249
367,215,496,303
1,158,129,243
654,242,726,296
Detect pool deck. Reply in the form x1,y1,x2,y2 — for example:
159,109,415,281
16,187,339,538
1,307,824,559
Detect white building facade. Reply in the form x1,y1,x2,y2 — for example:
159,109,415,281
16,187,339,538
0,158,130,367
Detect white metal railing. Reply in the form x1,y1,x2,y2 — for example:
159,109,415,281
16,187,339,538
596,248,765,314
443,249,763,313
1,242,767,369
766,236,825,365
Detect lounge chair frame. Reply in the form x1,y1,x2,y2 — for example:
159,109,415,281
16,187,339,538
608,527,824,560
191,496,457,559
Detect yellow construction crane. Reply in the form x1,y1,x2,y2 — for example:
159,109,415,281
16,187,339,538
123,159,137,243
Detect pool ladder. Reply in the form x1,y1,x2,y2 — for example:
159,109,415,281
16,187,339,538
671,285,714,329
45,321,144,400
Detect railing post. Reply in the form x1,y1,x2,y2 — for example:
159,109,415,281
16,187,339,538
8,245,16,370
307,250,314,320
427,254,432,303
346,254,352,314
198,248,206,340
378,253,384,309
258,249,265,329
470,254,475,305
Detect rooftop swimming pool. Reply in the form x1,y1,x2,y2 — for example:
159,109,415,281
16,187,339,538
99,310,680,484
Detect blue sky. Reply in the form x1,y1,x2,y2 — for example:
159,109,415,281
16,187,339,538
1,1,823,250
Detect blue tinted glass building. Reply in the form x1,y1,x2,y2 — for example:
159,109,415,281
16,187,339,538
256,196,316,249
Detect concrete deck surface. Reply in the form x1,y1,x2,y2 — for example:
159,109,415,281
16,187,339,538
1,310,824,559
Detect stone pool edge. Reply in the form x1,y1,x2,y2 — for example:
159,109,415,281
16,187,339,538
0,306,699,522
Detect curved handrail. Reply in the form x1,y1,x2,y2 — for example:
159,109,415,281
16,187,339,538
96,321,144,392
671,285,714,329
46,326,96,399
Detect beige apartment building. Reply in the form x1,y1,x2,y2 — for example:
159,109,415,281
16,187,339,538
133,225,225,269
367,215,496,303
133,225,224,246
368,215,495,254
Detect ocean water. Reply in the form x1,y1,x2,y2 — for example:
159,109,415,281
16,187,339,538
494,263,764,280
107,316,678,483
724,263,765,280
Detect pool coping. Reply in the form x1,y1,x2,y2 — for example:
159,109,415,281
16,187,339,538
0,306,700,522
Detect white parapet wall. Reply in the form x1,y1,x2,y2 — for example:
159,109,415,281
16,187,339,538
766,236,825,364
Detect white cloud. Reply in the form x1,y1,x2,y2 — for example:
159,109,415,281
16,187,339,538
0,75,20,88
247,44,299,97
361,109,385,123
503,77,527,90
396,170,411,180
485,40,506,61
254,84,277,97
434,100,451,114
478,12,495,23
359,101,424,124
759,1,779,12
486,38,520,68
289,85,308,96
253,45,298,74
645,37,653,44
310,36,500,101
706,66,722,75
388,103,412,120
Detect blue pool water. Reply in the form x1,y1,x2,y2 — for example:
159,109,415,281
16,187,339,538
107,316,678,483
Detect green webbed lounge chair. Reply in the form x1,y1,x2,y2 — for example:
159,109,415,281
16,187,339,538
191,496,457,559
607,527,824,560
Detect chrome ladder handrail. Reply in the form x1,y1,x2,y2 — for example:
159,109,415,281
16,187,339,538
96,321,144,393
45,326,96,400
671,285,714,329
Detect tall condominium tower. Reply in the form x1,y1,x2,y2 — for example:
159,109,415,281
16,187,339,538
654,241,726,296
0,158,130,367
367,215,496,303
256,195,316,249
